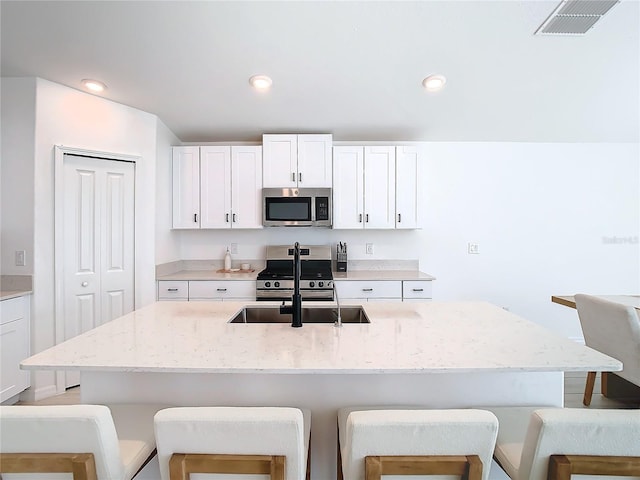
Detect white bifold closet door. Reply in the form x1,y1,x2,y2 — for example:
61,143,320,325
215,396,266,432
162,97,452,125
62,154,135,387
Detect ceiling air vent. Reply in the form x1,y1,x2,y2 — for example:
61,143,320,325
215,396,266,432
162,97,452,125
535,0,620,35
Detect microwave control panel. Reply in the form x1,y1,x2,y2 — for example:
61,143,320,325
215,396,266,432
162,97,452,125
316,197,330,221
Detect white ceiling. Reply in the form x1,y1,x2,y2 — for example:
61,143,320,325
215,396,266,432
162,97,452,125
1,0,638,143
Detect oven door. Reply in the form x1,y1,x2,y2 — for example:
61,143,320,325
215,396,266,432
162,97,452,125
263,189,312,226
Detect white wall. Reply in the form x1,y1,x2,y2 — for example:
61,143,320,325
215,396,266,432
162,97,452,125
171,142,639,340
1,77,36,275
155,118,181,264
1,77,166,399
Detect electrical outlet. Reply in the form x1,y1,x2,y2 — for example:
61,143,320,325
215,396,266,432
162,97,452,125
230,243,238,254
15,250,26,266
468,243,480,254
366,243,374,255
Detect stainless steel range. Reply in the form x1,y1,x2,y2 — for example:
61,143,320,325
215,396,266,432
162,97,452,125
256,245,334,301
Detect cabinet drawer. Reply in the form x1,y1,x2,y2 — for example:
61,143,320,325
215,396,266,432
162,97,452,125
0,296,26,325
403,281,433,300
336,281,402,299
157,281,189,300
188,281,255,300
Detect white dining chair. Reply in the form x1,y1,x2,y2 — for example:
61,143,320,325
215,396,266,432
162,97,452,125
337,407,499,480
153,406,311,480
487,406,640,480
0,403,165,480
575,294,640,406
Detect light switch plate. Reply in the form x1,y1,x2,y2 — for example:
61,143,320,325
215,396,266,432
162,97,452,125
15,250,26,266
468,243,480,254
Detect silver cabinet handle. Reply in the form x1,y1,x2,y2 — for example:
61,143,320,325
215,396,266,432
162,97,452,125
81,281,88,287
299,172,302,182
167,288,178,292
398,213,402,223
232,213,236,223
194,213,198,222
226,213,229,223
362,288,373,292
216,288,227,292
359,214,363,223
412,288,424,292
292,172,296,182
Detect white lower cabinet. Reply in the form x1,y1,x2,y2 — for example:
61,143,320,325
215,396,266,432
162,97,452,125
336,280,433,303
157,281,189,301
402,281,433,301
188,281,255,301
1,295,31,403
336,281,402,302
157,280,255,301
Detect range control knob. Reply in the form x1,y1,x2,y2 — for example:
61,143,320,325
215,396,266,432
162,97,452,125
265,282,271,288
309,281,315,288
274,281,280,288
318,281,324,287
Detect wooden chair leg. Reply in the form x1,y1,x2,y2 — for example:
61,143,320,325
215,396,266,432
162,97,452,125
0,453,97,480
583,371,596,406
169,453,286,480
548,454,640,480
365,455,482,480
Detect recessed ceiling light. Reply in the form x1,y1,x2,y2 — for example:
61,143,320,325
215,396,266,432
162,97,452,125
81,79,107,93
249,75,273,90
422,74,447,92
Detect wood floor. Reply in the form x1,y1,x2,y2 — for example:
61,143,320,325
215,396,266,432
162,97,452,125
16,371,640,409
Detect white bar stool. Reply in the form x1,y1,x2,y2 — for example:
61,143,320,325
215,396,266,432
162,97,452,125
487,406,640,480
0,404,165,480
153,406,311,480
337,407,499,480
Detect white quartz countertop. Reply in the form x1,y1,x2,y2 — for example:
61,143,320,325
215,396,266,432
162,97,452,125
157,270,435,281
0,290,32,301
333,270,435,281
21,301,620,375
157,270,258,281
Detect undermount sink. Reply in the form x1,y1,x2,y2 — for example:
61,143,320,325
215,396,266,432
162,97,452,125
228,306,370,324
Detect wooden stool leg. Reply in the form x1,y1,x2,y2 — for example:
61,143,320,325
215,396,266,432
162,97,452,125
583,371,596,406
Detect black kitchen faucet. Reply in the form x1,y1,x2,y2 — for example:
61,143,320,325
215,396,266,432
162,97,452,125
279,242,303,327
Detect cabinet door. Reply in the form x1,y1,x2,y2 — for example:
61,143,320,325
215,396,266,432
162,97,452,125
262,134,298,187
172,146,201,228
200,146,232,229
332,146,364,229
364,146,396,229
231,146,263,229
297,134,333,187
0,297,30,403
336,280,402,300
395,146,420,229
189,280,256,300
157,281,189,300
402,281,432,300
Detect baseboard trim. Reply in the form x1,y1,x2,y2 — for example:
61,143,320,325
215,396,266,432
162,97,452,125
20,383,59,402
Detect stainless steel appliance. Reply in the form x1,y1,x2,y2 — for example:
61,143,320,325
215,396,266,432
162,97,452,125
256,245,334,301
262,188,332,227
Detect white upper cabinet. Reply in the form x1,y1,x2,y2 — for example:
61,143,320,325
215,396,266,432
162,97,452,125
332,147,364,229
230,146,263,229
173,146,263,229
395,146,420,229
364,146,396,229
172,146,201,228
262,134,332,188
333,146,396,229
200,146,231,228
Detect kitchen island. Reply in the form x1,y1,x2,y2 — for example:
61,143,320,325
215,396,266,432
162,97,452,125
22,300,620,480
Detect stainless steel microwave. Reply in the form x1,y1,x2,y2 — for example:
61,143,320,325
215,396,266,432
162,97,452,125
262,188,332,227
